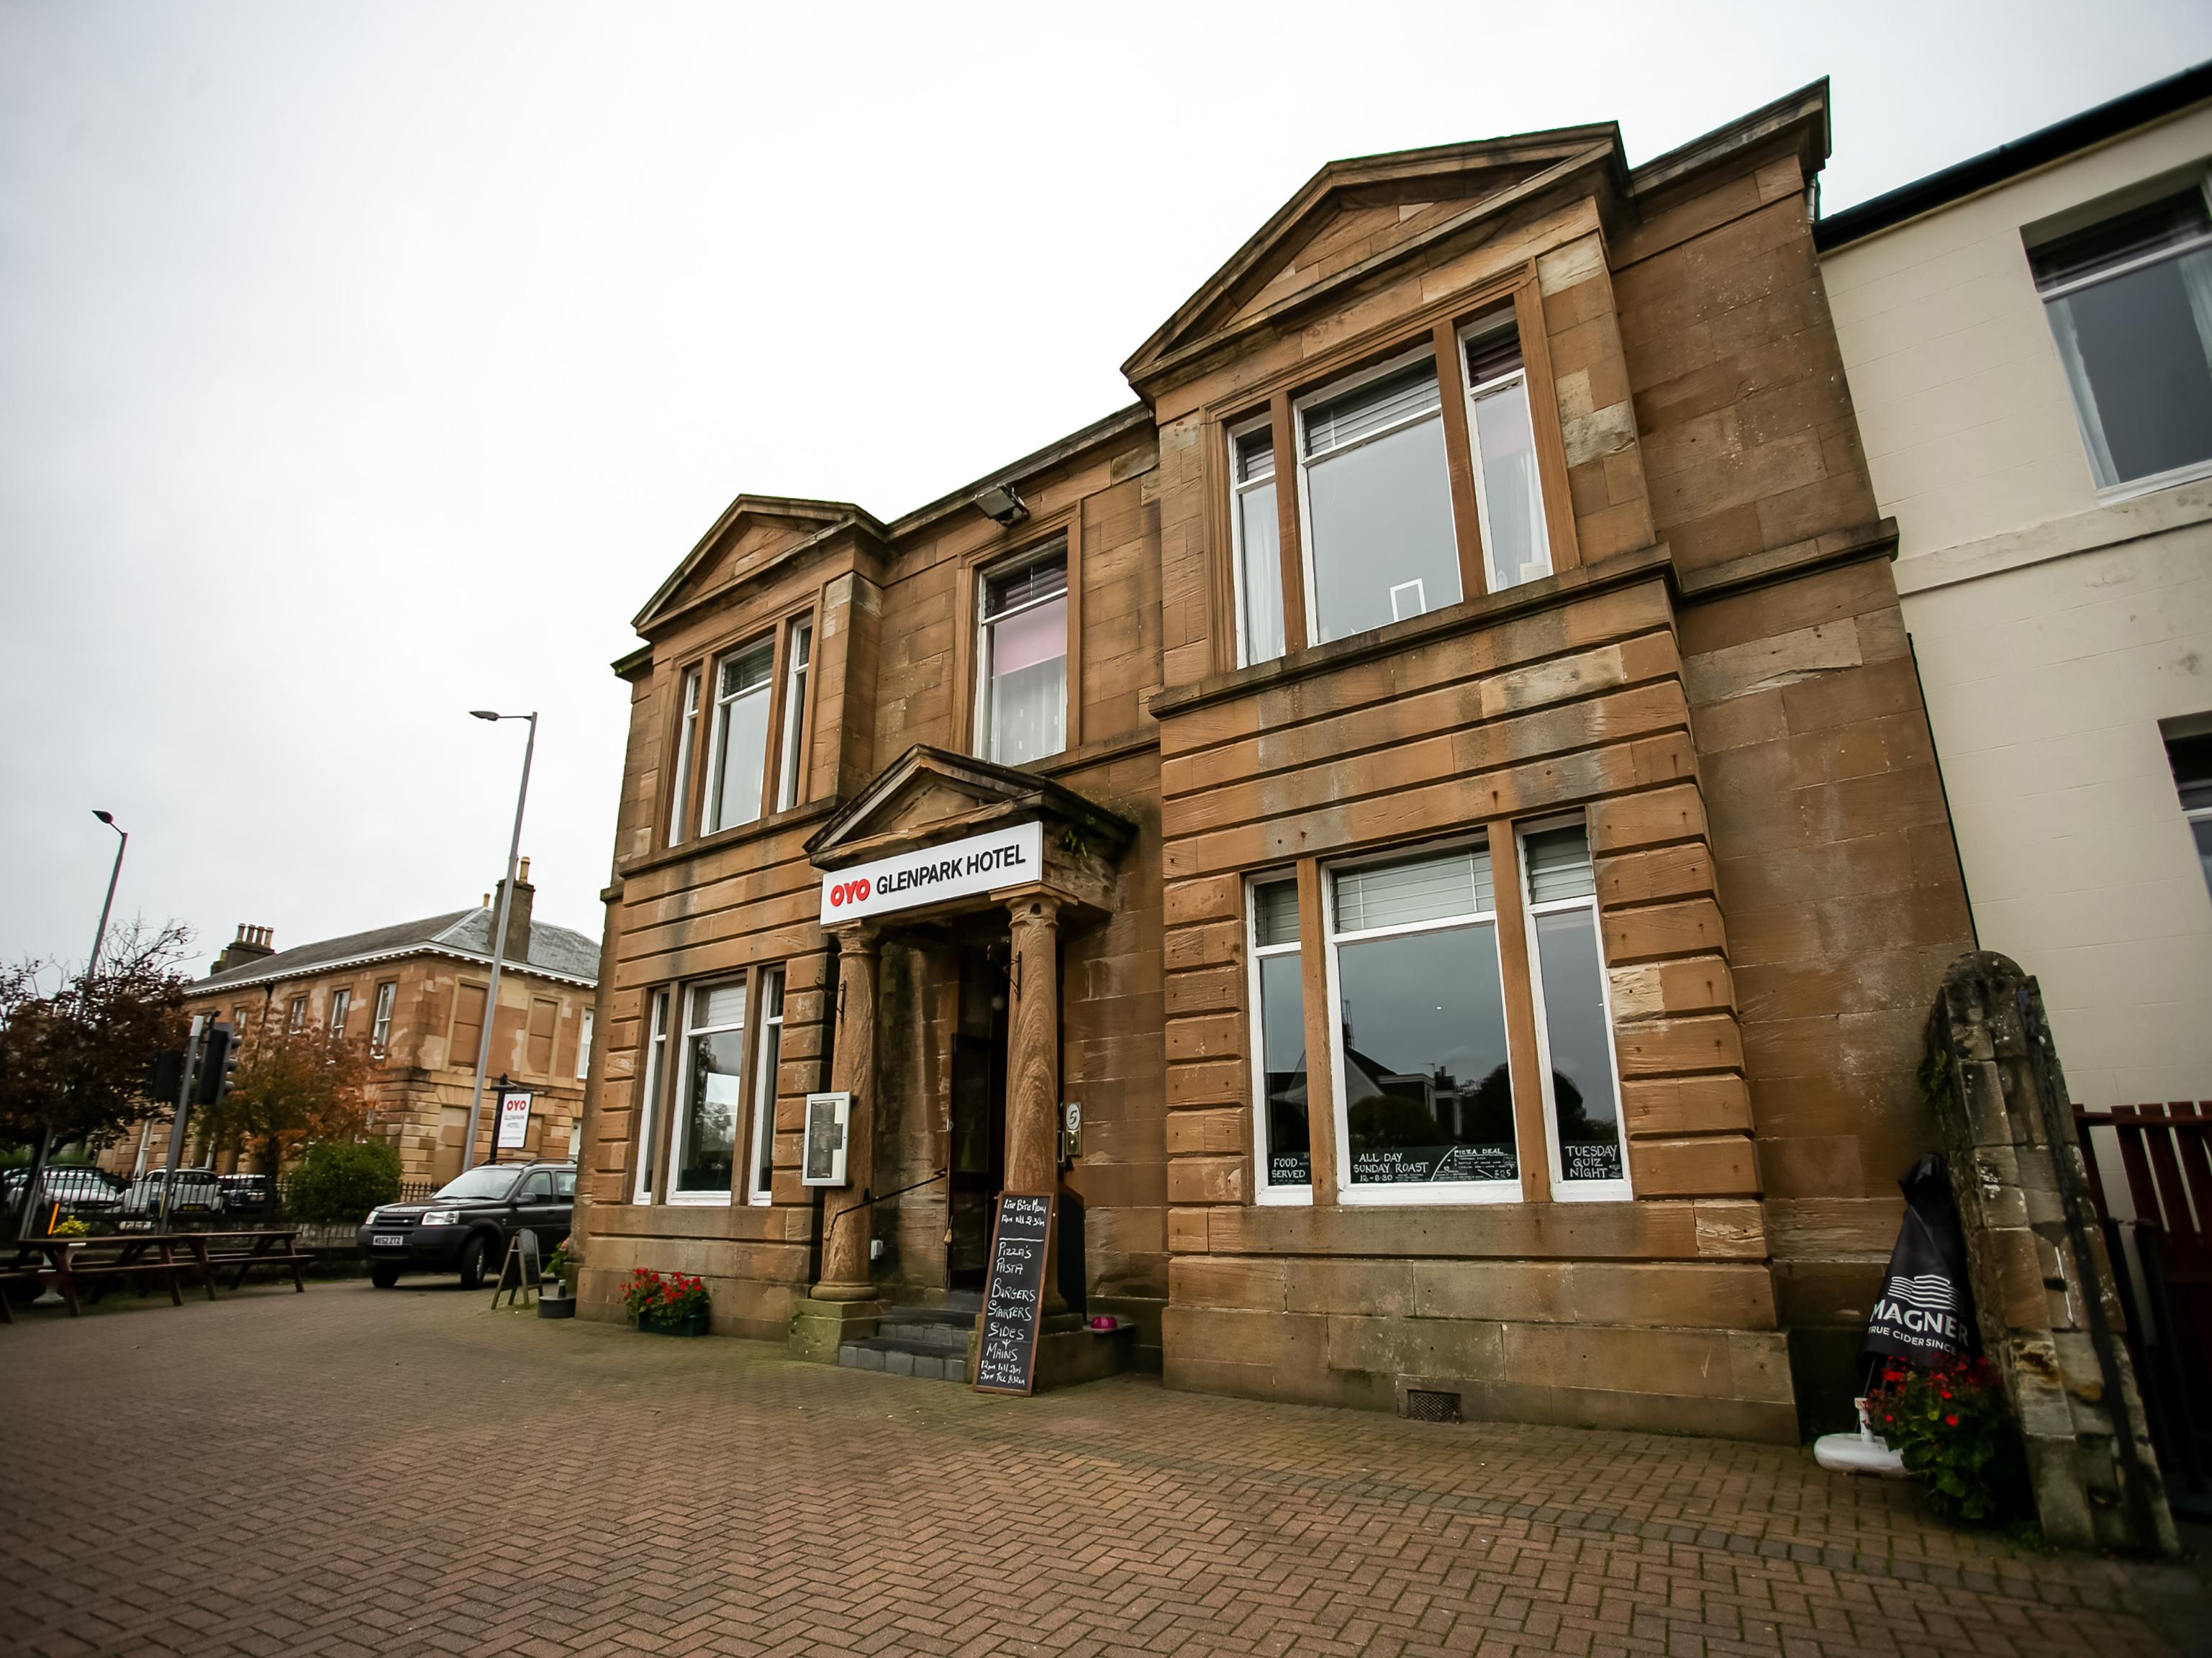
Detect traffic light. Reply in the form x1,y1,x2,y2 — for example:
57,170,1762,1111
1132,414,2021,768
194,1022,240,1106
148,1048,186,1101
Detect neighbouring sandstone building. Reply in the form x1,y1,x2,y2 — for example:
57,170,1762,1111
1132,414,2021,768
118,865,601,1183
575,81,1975,1439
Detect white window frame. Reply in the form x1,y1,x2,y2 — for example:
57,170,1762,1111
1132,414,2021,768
2032,180,2212,502
327,987,350,1038
288,995,307,1033
1292,344,1459,650
746,966,784,1205
1457,313,1552,591
668,666,700,848
1322,837,1523,1207
1227,415,1282,669
668,977,745,1205
370,982,396,1054
1245,874,1311,1206
973,543,1070,767
700,640,776,835
633,989,668,1204
775,622,812,812
576,1006,594,1080
1518,817,1632,1204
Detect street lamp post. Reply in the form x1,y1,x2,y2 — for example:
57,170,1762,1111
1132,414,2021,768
462,711,537,1172
87,810,127,979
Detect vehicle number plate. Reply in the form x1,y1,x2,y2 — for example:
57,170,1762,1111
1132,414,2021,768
371,1234,406,1247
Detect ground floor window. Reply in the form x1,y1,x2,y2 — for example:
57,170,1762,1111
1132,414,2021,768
1520,822,1630,1199
1246,877,1309,1199
673,980,745,1202
633,989,668,1202
748,969,783,1205
1327,842,1518,1202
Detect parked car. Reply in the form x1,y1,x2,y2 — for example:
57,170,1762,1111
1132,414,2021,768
356,1161,574,1290
217,1174,272,1214
117,1167,227,1220
0,1164,125,1226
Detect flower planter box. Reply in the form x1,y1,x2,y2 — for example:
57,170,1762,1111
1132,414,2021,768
638,1311,709,1338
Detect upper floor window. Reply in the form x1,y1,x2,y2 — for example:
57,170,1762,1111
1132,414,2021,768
327,987,351,1038
703,640,775,834
576,1006,594,1079
2030,184,2212,494
1298,352,1460,643
2167,730,2212,901
371,982,396,1056
288,995,307,1033
776,622,812,812
526,995,558,1074
977,546,1068,767
668,667,700,848
1229,422,1285,666
1461,313,1551,592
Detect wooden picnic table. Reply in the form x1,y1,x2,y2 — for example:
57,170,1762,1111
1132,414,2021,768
0,1229,306,1323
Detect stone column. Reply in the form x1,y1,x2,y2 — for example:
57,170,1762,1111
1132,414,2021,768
1006,896,1071,1323
812,924,880,1301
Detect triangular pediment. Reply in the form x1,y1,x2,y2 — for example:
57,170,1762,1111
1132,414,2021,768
633,494,888,633
1123,127,1626,389
807,746,1135,869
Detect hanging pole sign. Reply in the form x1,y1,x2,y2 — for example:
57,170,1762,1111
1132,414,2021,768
820,823,1043,924
496,1090,534,1151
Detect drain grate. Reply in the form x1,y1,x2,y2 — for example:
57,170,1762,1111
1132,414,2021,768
1404,1388,1461,1423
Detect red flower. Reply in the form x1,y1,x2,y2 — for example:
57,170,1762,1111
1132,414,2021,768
1945,1413,1959,1426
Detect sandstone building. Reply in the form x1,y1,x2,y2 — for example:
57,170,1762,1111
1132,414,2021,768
574,81,1976,1439
121,864,600,1183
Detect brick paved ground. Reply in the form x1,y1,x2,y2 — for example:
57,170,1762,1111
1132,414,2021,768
1,1282,2204,1658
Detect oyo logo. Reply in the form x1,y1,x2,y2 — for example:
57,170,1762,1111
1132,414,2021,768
826,878,873,910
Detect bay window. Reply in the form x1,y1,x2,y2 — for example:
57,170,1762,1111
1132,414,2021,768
1246,878,1309,1198
1461,313,1551,592
671,979,745,1202
668,667,700,848
633,989,668,1203
977,546,1068,767
1297,352,1461,643
1520,822,1630,1197
748,967,784,1204
1229,422,1285,666
2031,184,2212,493
1327,842,1518,1201
776,623,812,811
703,641,774,833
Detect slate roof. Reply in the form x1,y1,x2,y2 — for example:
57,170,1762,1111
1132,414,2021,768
192,908,601,994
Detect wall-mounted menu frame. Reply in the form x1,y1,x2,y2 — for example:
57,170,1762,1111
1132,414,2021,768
972,1190,1055,1395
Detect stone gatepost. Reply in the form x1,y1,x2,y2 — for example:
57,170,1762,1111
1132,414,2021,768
1923,952,2177,1554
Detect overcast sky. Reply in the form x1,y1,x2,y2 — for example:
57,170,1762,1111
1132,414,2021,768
4,1,2208,980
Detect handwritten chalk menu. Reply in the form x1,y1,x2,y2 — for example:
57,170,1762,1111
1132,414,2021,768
973,1191,1055,1395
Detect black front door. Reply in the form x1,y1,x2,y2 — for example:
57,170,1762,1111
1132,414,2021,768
947,946,1008,1290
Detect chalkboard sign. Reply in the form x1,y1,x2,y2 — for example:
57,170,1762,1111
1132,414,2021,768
973,1191,1055,1395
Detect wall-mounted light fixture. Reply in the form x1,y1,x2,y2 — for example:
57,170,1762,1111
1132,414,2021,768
974,483,1028,526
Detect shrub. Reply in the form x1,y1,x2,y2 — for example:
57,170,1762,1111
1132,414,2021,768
622,1267,707,1328
286,1138,402,1225
1867,1354,2026,1523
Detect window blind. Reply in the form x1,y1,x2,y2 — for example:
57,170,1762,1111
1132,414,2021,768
693,982,747,1030
1464,319,1525,388
720,643,773,697
1252,880,1300,946
983,547,1068,617
1524,825,1596,902
1302,360,1441,458
1235,427,1275,484
1333,846,1492,932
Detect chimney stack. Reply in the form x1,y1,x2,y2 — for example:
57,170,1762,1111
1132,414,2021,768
492,858,535,966
213,923,276,975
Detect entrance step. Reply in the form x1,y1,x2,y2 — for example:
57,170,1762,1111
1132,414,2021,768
837,1301,979,1382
